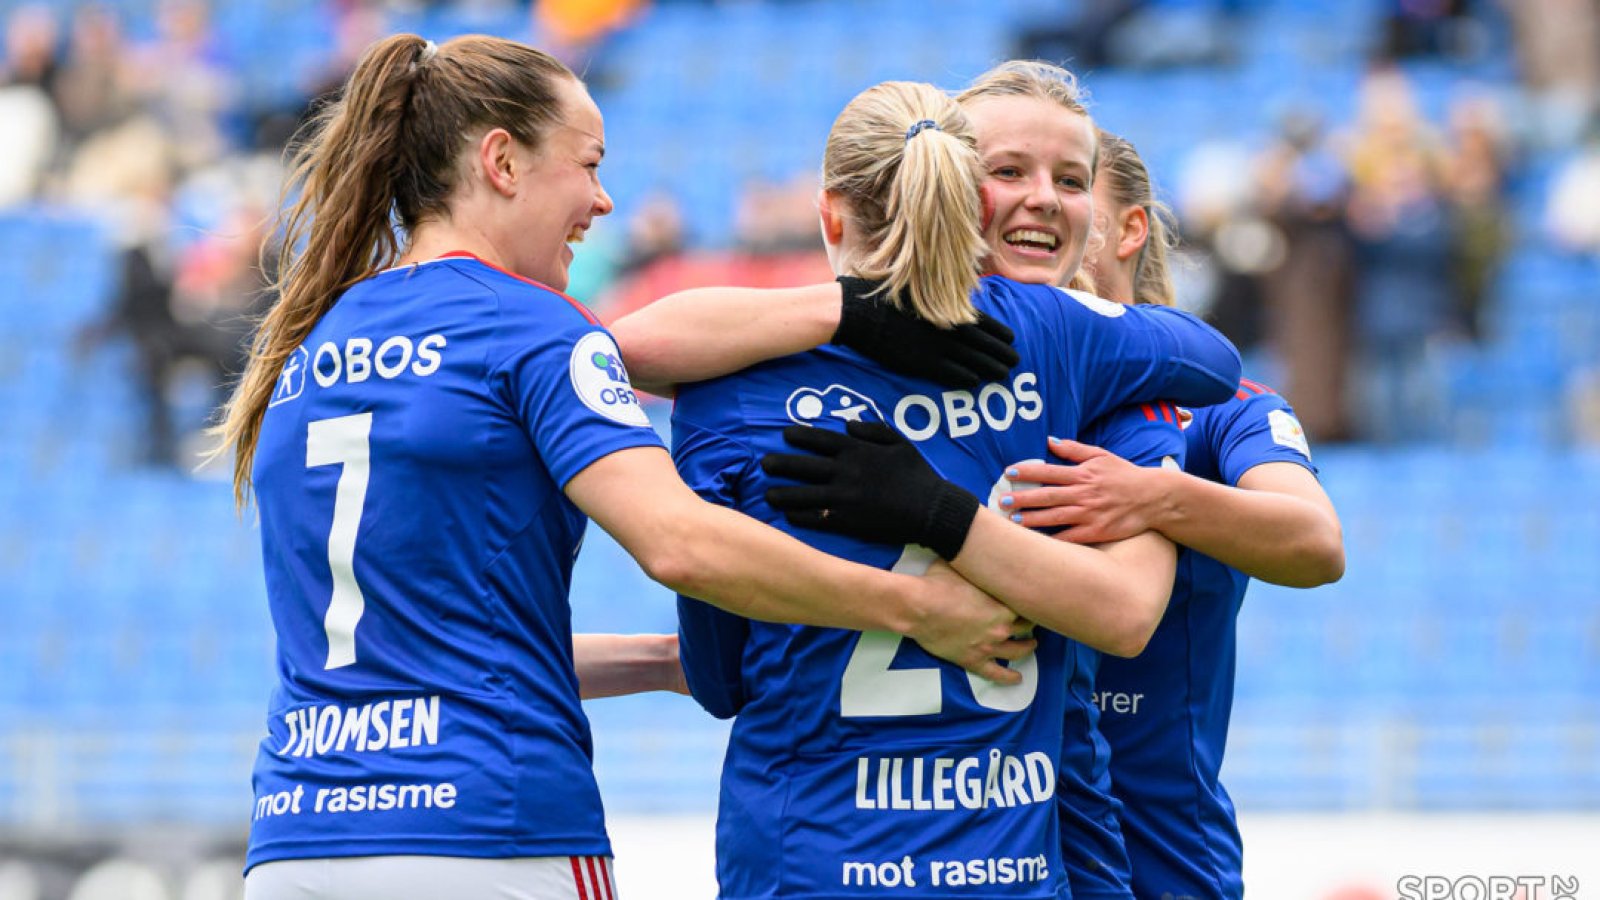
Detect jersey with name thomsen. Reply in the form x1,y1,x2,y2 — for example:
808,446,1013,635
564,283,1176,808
247,254,662,870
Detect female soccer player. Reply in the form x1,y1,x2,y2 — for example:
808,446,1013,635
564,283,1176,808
667,77,1251,897
1003,130,1346,900
218,34,1039,900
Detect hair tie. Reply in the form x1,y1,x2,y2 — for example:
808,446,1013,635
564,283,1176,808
418,39,438,65
905,119,940,142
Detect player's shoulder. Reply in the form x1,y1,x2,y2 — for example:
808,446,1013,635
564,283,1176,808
428,253,603,329
1217,377,1296,419
1194,376,1313,458
977,275,1128,321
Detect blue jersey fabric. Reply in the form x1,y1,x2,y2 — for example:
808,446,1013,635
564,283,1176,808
1054,402,1194,900
246,253,663,870
1085,380,1318,900
674,276,1233,899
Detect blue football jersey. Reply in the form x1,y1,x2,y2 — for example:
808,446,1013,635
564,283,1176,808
1055,402,1189,900
673,276,1230,899
1092,379,1318,900
246,253,663,870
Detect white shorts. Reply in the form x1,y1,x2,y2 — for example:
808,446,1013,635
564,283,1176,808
243,854,618,900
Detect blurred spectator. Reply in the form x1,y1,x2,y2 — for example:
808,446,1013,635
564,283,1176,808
251,4,386,151
1255,111,1358,443
1503,0,1600,146
1376,0,1484,62
1342,67,1460,443
0,5,62,205
735,174,822,256
616,192,688,278
51,6,137,154
1173,137,1277,357
1545,120,1600,253
74,198,272,464
2,4,60,92
1441,91,1511,339
127,0,238,173
1014,0,1145,70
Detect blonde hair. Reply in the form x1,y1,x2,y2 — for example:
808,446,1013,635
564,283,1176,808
956,59,1100,176
1097,130,1179,307
822,81,986,328
214,34,574,507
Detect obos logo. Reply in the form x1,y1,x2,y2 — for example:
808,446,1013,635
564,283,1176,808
570,332,649,426
786,384,884,426
268,345,310,407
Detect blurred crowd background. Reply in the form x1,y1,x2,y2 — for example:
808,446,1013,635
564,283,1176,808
1,0,1597,898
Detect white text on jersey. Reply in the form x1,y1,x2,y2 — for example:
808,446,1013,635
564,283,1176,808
277,695,442,758
854,749,1055,810
894,373,1044,442
311,334,447,388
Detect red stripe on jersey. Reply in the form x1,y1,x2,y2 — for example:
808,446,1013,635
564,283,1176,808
1235,388,1250,401
1162,403,1176,423
571,857,590,900
1142,404,1158,422
1239,378,1277,396
435,250,602,325
598,858,615,900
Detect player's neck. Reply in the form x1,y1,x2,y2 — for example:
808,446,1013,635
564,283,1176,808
399,220,505,271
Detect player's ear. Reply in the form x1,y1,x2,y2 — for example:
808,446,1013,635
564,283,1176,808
817,190,846,247
1116,204,1149,263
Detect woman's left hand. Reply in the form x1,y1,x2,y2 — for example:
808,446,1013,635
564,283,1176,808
1000,438,1167,544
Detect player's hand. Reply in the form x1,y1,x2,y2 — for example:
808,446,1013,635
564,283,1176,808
1000,438,1167,544
832,276,1018,388
763,421,980,560
912,560,1036,685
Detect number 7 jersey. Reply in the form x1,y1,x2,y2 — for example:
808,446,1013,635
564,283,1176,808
245,253,663,870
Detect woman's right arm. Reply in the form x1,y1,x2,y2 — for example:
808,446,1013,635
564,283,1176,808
563,445,1034,684
610,284,842,395
611,281,1018,395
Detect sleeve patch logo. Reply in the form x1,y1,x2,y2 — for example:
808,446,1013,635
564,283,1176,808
569,331,650,427
1059,287,1128,318
268,345,310,407
1268,408,1312,459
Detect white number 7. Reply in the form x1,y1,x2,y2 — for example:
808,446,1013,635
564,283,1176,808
306,413,373,670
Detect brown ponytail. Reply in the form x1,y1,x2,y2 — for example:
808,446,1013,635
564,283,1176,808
822,81,986,328
214,34,574,507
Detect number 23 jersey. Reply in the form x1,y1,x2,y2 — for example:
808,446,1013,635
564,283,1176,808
246,253,662,870
672,277,1213,899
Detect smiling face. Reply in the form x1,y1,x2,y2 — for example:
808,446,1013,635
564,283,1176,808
963,94,1096,287
508,77,614,291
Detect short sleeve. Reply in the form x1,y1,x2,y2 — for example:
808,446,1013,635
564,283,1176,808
1210,384,1319,487
670,394,759,719
1080,401,1188,471
489,304,663,488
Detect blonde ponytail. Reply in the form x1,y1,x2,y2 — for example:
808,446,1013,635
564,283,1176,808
823,82,986,328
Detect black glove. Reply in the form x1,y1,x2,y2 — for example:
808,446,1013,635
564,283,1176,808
832,276,1019,389
762,421,981,560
